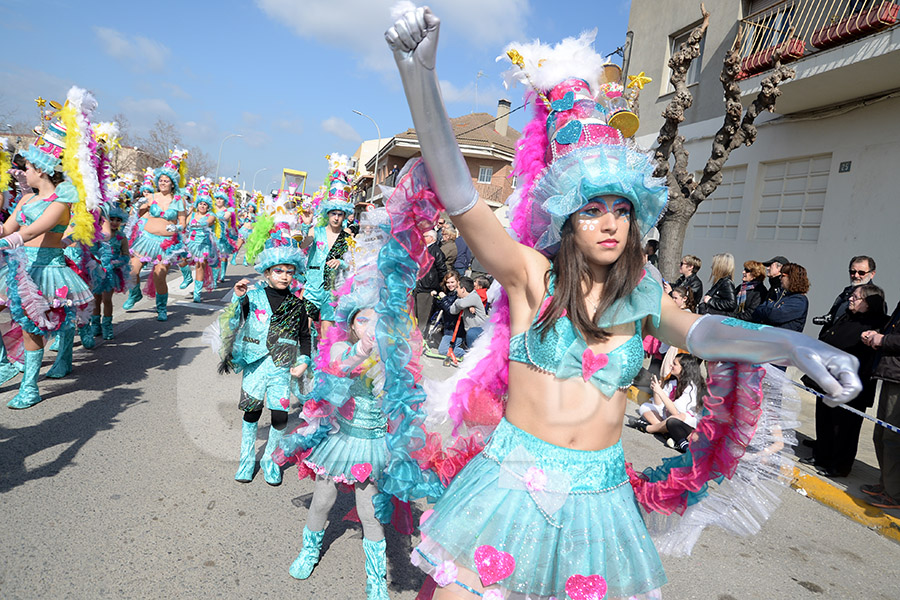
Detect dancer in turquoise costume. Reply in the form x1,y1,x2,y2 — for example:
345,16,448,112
0,87,103,409
123,148,189,321
213,183,238,283
90,204,130,340
299,154,354,336
184,180,221,303
386,9,862,599
214,229,311,486
279,209,396,599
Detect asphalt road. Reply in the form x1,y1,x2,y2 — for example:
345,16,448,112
1,263,897,599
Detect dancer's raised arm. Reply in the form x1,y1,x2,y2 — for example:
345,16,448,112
386,7,543,290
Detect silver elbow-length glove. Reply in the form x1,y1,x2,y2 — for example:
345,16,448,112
686,315,862,407
385,7,478,216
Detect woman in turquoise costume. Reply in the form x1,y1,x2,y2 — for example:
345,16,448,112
212,185,238,282
386,8,862,599
0,90,98,409
183,181,221,303
122,149,189,321
300,154,353,336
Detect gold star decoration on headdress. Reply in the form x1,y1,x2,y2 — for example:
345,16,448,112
35,97,46,108
627,72,652,90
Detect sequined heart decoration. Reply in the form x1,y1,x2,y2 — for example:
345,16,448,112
55,286,68,298
581,349,609,381
555,120,583,145
473,545,515,587
550,90,575,112
350,462,372,482
254,309,267,321
565,574,607,600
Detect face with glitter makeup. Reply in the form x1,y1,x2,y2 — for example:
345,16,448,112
571,195,632,265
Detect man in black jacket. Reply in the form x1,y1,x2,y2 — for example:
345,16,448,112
860,301,900,509
817,255,878,335
414,229,447,334
762,255,789,303
664,254,703,303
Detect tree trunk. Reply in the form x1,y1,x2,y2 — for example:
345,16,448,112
657,211,693,282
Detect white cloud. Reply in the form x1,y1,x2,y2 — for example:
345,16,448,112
241,129,272,148
274,118,304,137
162,82,192,100
255,0,529,72
119,97,175,118
321,117,361,142
94,27,171,72
242,112,263,126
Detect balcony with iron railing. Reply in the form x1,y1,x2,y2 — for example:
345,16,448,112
736,0,900,112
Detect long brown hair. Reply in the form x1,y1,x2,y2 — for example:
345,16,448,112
536,215,644,342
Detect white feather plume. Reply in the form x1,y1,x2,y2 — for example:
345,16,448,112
498,29,607,92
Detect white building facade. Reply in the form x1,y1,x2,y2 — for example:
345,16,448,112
628,0,900,332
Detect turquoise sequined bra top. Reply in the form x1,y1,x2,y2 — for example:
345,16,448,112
17,192,73,234
148,197,185,222
509,269,663,397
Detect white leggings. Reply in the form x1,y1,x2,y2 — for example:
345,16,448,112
306,475,385,542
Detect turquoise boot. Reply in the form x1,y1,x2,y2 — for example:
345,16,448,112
46,328,75,378
362,538,389,600
101,316,114,340
193,278,203,303
289,527,326,580
122,285,142,310
218,262,227,282
0,341,20,385
156,293,168,322
7,349,44,409
178,265,194,289
235,420,257,482
90,315,101,336
78,323,95,349
260,426,285,485
48,333,60,352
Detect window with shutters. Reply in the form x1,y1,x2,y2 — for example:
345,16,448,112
754,155,831,242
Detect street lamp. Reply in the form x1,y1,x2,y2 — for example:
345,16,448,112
251,167,269,192
215,133,243,180
352,110,381,201
474,70,486,113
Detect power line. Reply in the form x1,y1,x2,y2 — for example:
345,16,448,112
455,103,526,138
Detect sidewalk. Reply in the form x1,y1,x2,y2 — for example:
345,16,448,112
628,366,900,544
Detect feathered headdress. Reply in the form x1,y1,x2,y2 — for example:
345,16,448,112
154,147,188,192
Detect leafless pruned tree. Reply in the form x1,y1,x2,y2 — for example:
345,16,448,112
653,3,794,280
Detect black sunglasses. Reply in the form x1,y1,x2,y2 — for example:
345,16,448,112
849,269,871,276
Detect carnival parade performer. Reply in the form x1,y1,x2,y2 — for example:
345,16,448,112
385,8,862,599
212,229,311,486
300,154,353,335
278,210,395,599
90,203,131,340
213,182,239,282
122,148,189,321
184,180,221,303
0,87,106,409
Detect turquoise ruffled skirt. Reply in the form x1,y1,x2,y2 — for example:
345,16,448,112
304,418,388,486
0,246,93,334
185,228,221,267
412,418,666,599
130,229,188,265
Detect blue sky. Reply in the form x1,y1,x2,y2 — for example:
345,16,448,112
1,0,631,191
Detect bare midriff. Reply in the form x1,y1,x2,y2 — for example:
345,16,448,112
24,229,66,249
505,336,631,452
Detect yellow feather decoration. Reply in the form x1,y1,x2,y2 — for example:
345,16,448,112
0,147,11,192
58,105,95,244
